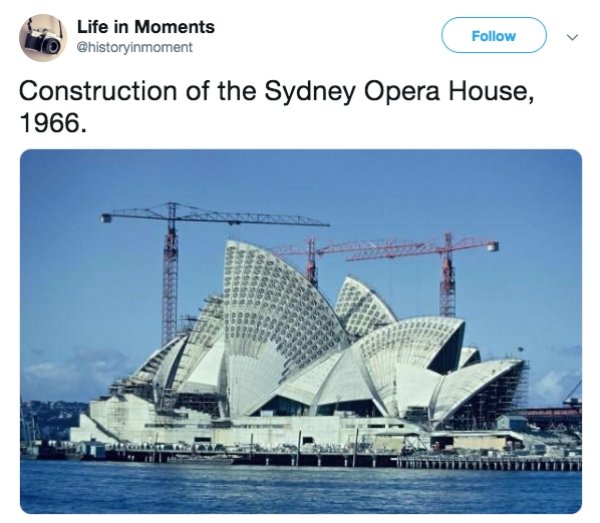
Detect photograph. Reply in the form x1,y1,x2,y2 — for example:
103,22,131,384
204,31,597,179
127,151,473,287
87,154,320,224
20,149,581,514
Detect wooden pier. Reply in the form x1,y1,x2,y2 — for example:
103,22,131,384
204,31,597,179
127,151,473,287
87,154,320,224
103,448,582,472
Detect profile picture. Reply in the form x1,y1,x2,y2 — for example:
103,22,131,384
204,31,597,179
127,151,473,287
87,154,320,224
20,14,67,61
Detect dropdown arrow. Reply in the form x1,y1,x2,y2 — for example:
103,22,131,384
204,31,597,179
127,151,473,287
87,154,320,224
567,34,579,41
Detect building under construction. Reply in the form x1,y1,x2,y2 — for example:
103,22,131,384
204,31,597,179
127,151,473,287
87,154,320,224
71,240,528,448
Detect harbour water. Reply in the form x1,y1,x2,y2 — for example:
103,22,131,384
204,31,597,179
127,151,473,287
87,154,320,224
20,460,581,514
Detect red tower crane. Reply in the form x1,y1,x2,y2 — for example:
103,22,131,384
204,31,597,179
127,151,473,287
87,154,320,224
346,232,499,317
101,202,329,345
272,234,498,317
271,237,374,288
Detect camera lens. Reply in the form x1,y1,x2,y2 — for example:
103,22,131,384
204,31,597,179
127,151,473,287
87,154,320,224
42,37,61,54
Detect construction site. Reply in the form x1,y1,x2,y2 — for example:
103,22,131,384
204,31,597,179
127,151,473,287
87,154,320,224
64,201,581,460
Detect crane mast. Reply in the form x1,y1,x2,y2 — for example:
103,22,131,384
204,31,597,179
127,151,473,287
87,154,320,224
163,203,178,347
271,237,321,287
101,202,329,345
439,232,456,317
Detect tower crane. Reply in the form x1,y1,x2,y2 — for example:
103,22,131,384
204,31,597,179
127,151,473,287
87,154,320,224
101,202,329,345
272,233,498,317
346,232,499,317
271,237,377,288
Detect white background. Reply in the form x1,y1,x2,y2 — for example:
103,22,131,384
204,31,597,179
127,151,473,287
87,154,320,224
3,1,595,521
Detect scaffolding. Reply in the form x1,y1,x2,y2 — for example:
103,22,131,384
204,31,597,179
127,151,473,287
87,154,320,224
441,361,529,430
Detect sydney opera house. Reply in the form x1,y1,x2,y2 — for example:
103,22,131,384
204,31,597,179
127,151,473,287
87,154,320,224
71,241,526,448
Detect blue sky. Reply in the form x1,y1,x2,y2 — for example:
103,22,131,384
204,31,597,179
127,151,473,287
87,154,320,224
20,150,581,407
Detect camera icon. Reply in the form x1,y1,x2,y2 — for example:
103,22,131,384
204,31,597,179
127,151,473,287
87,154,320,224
20,15,66,61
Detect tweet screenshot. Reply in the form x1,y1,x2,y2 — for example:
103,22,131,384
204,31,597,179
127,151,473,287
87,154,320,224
7,1,594,520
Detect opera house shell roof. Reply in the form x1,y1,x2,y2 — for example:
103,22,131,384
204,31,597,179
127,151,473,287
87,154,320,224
112,240,525,430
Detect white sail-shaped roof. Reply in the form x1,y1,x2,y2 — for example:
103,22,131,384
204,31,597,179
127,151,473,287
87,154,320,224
177,335,226,394
335,275,397,338
226,342,288,416
431,359,523,422
458,347,481,368
223,241,349,416
131,336,183,383
170,294,224,392
395,364,441,419
151,336,188,392
314,346,385,413
271,352,344,407
357,317,464,373
351,317,464,414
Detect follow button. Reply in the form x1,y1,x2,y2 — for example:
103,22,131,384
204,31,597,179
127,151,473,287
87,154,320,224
442,17,547,53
